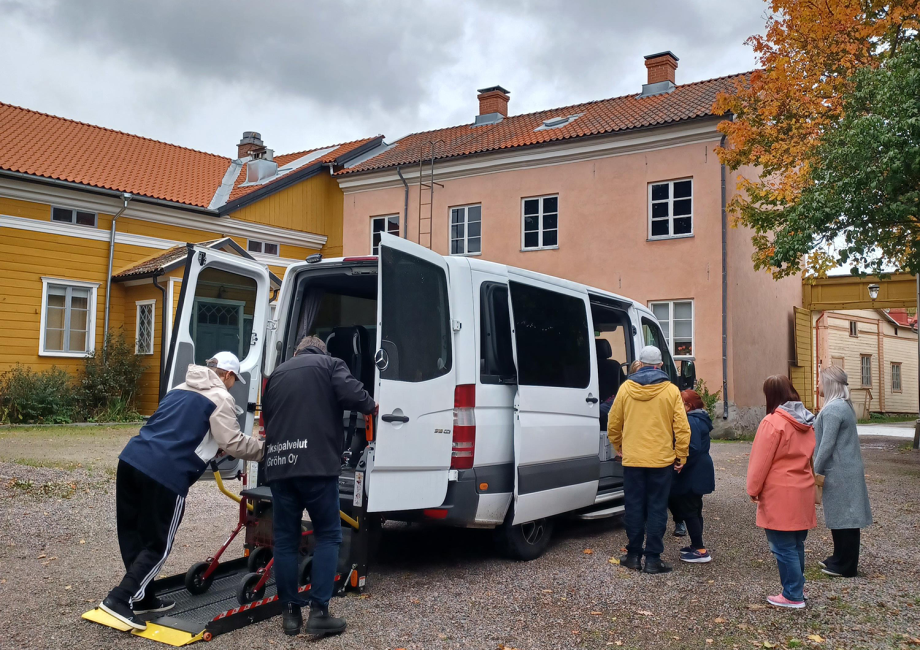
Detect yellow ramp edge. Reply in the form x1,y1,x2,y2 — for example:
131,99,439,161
82,609,204,646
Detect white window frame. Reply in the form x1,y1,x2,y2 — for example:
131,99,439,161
849,321,859,337
648,178,693,240
449,204,482,256
648,299,694,360
247,239,280,256
38,277,99,357
135,299,156,355
520,195,559,251
51,205,97,228
860,354,872,387
891,362,902,392
370,215,400,255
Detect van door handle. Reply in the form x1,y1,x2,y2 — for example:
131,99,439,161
381,414,410,423
585,396,599,404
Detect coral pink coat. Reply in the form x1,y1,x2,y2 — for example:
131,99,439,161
746,409,817,531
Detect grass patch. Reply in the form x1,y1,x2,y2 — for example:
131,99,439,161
0,424,139,473
712,435,755,443
5,477,78,499
858,413,917,425
13,457,85,471
804,566,831,581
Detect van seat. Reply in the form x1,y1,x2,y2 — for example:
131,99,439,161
326,325,374,391
595,339,625,402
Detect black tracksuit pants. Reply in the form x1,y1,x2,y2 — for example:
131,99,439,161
108,460,186,606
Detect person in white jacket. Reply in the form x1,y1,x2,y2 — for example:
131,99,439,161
99,352,263,631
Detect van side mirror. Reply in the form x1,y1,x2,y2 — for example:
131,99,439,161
678,360,696,391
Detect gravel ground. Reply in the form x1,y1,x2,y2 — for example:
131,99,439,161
1,435,919,650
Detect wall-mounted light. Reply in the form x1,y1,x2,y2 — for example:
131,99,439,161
868,283,880,301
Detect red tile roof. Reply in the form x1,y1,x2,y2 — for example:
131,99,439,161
112,241,222,279
0,102,231,208
225,137,379,204
339,72,749,175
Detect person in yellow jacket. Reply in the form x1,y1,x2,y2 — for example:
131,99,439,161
608,345,691,574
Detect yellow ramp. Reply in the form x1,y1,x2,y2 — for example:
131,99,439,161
82,609,204,646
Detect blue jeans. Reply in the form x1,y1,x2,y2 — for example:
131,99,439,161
765,529,807,602
623,466,673,560
270,477,342,610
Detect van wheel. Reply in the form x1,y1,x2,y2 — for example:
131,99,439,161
497,512,554,561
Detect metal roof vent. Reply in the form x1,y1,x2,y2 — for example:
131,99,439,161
534,113,583,132
246,158,279,183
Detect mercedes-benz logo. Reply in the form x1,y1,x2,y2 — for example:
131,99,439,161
374,348,389,371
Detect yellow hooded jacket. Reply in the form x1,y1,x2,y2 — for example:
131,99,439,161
607,376,691,468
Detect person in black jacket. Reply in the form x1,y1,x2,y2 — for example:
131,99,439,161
668,389,716,564
261,335,375,638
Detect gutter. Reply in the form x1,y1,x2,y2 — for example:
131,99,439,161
720,134,729,420
152,272,168,393
396,166,409,238
103,192,133,346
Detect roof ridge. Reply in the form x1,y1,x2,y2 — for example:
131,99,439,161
275,134,382,160
378,71,753,143
0,101,230,162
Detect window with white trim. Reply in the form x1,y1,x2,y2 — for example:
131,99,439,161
649,300,694,359
135,300,155,355
40,278,98,356
521,195,558,250
371,215,400,255
449,205,482,255
247,239,279,256
51,206,97,228
849,321,858,337
648,179,692,239
891,362,902,392
860,355,872,387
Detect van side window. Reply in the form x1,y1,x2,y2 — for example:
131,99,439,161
641,317,679,384
380,248,452,382
509,281,590,389
480,282,516,384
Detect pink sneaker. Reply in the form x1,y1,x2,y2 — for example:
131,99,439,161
767,594,805,609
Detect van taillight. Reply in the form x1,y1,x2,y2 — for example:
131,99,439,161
452,384,476,470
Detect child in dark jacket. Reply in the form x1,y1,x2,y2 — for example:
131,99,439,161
669,389,716,563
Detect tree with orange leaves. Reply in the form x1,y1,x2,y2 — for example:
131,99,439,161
714,0,919,278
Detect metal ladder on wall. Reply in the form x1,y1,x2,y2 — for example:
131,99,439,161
416,140,443,249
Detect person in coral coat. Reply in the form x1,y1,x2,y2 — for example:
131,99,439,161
746,375,816,610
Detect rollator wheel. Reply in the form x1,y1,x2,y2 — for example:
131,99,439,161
185,561,214,595
247,546,273,573
298,554,313,587
236,572,266,604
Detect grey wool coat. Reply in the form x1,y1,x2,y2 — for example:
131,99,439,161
813,400,873,530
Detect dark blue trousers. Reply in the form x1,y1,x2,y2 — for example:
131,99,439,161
623,466,673,560
270,477,342,611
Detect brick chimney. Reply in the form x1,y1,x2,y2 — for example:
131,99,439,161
237,131,265,159
640,52,679,97
474,86,510,125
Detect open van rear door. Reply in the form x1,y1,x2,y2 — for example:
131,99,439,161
164,245,272,479
368,233,455,512
506,271,601,524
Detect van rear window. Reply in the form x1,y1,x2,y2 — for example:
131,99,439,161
379,248,452,382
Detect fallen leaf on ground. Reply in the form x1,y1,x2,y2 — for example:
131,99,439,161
706,640,713,644
542,589,553,593
79,540,85,544
636,610,653,616
590,612,603,615
806,634,824,642
714,617,727,623
763,643,777,648
609,558,620,565
65,585,72,590
707,579,715,584
747,604,767,610
583,549,593,554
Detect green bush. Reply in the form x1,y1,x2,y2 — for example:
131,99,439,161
0,365,76,424
694,378,722,421
76,332,146,422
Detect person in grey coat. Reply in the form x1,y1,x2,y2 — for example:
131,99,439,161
814,366,872,577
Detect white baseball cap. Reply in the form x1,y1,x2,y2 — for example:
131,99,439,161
638,345,663,365
209,351,246,384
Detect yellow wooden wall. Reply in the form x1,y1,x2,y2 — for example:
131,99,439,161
229,172,344,257
123,282,166,415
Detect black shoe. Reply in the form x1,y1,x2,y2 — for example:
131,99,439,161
282,604,303,636
673,522,687,537
642,559,673,574
304,606,347,637
619,553,642,571
133,596,175,614
100,596,147,631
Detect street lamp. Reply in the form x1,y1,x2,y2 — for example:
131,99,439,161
868,283,880,301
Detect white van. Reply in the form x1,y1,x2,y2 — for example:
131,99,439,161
164,233,695,560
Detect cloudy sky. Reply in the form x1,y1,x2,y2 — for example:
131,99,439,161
1,0,768,158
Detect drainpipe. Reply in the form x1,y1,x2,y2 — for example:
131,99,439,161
396,166,409,239
720,136,729,420
103,192,133,349
152,272,168,394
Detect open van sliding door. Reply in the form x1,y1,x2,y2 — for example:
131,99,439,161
164,245,271,479
368,234,455,512
507,271,601,524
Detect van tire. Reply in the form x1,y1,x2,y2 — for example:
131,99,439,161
496,511,554,561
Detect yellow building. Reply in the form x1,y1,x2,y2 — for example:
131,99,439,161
0,102,380,413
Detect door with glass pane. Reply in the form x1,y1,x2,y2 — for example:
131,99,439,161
44,285,92,353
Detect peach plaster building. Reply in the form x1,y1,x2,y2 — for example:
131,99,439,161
335,53,801,431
